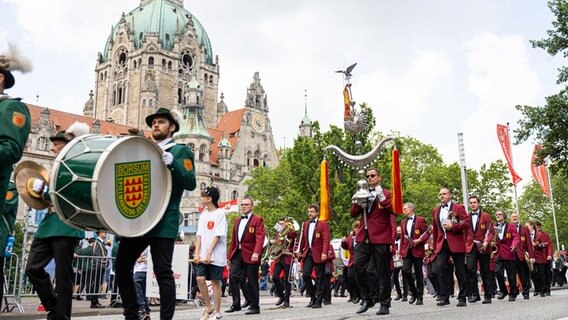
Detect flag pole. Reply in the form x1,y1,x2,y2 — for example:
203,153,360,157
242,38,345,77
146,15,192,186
457,133,469,208
545,160,560,250
507,123,520,214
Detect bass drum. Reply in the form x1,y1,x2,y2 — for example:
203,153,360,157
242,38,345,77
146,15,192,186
50,134,171,237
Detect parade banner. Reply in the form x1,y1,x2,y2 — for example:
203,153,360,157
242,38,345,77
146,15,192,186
198,199,238,213
319,159,331,221
343,85,351,120
391,147,403,214
531,145,550,197
147,244,189,299
496,124,522,185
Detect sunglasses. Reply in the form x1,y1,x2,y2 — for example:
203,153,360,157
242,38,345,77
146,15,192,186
366,174,377,178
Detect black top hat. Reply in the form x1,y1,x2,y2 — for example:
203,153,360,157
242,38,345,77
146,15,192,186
145,108,180,132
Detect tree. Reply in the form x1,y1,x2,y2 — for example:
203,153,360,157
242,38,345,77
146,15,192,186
515,0,568,174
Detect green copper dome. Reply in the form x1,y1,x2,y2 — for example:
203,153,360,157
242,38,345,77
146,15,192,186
104,0,214,64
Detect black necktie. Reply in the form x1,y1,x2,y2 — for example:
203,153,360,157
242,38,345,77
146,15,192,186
369,188,375,191
310,220,316,224
241,215,248,219
441,204,448,208
471,212,478,216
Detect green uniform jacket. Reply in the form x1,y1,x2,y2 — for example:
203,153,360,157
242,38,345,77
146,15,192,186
0,97,30,213
145,144,196,239
75,245,93,272
34,212,85,239
0,182,18,249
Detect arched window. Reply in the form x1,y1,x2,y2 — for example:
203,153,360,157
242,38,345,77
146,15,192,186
148,56,154,68
188,143,195,153
246,151,252,166
168,61,172,70
200,182,206,191
162,59,166,68
209,75,214,84
133,60,137,68
254,150,261,167
178,88,183,104
142,99,146,107
149,99,153,107
231,190,239,200
199,144,207,161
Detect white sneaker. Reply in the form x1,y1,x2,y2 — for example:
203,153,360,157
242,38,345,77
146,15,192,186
209,312,222,320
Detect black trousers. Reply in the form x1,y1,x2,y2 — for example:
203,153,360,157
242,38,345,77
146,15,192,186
515,258,531,296
533,262,547,294
116,237,175,320
229,250,260,310
346,266,361,300
466,247,492,299
354,243,391,306
272,258,291,298
544,261,552,293
433,240,467,301
427,262,439,295
302,250,325,304
323,273,332,302
86,267,105,305
495,258,518,296
403,252,424,298
25,236,78,320
392,266,408,297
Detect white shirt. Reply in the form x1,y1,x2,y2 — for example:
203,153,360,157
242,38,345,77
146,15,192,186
157,138,174,151
196,207,228,267
471,212,479,232
406,215,415,237
497,222,506,240
308,218,318,248
439,202,451,239
133,247,150,273
238,212,252,244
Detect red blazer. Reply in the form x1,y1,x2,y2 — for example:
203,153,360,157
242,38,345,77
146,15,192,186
350,188,396,245
299,219,330,264
341,233,356,267
465,212,494,254
514,224,534,261
227,214,266,264
534,231,552,264
495,222,520,261
400,215,429,259
431,202,471,253
275,229,297,264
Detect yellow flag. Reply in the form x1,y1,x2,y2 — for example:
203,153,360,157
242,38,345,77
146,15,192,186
319,159,330,221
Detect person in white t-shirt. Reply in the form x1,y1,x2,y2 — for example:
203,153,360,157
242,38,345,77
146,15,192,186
195,186,227,320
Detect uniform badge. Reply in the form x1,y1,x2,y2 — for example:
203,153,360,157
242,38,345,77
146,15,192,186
481,224,486,230
415,229,420,235
115,161,151,219
316,232,321,238
249,227,255,233
207,221,215,230
12,112,26,128
184,159,193,171
506,232,511,239
521,236,525,241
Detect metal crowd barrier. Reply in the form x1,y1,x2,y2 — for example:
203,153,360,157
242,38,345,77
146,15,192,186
2,253,23,313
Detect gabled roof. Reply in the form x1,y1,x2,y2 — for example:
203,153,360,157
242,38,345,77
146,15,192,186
209,108,245,165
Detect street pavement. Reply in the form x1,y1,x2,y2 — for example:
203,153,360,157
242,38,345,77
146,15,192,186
4,288,568,319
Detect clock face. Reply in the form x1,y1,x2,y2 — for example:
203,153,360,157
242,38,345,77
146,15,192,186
252,114,266,133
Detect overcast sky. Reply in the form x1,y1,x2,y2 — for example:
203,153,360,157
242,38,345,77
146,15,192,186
0,0,562,194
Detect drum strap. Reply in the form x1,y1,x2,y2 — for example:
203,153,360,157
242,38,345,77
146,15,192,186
163,142,177,151
1,215,13,235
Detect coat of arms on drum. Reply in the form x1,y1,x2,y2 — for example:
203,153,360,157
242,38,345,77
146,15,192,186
115,160,151,219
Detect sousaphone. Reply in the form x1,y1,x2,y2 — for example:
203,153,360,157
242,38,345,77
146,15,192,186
14,161,50,209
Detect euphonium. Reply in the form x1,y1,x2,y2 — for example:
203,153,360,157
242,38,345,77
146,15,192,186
268,218,299,260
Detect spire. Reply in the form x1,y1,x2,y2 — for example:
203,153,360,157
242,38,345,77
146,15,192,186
301,89,311,125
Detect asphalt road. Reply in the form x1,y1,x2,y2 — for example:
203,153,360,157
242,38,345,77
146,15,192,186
70,289,568,320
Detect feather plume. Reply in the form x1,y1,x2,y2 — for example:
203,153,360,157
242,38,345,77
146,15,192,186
65,122,90,140
0,43,33,73
170,108,184,123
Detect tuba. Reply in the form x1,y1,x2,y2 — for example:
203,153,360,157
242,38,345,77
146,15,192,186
267,217,299,260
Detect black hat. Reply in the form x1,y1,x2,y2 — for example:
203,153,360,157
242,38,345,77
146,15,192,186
49,131,67,142
145,108,181,133
0,44,33,90
202,186,220,204
0,69,14,89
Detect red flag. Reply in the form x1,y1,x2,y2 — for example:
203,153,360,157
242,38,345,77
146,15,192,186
531,145,550,197
391,147,403,214
496,124,522,185
319,159,331,221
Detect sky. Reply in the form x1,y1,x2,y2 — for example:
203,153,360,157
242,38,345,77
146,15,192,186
0,0,563,195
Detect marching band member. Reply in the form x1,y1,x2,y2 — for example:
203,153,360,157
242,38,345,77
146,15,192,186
464,196,494,304
0,44,31,213
350,168,396,316
299,204,331,309
341,221,361,304
431,187,471,307
400,202,430,306
25,125,88,319
393,226,408,302
533,221,553,297
116,108,196,320
226,195,266,315
271,217,297,308
510,213,534,300
493,210,520,301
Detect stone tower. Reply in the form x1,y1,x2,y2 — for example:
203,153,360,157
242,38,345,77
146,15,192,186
299,90,312,138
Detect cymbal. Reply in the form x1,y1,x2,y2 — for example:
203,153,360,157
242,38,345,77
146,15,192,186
14,161,49,182
15,167,50,210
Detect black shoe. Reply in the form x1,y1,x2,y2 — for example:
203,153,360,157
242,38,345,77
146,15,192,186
90,303,105,309
333,292,338,297
468,296,480,303
306,299,315,308
540,293,546,297
497,292,507,300
241,301,251,309
347,297,353,303
509,296,516,301
523,295,529,300
244,308,260,315
356,300,375,314
225,305,241,313
545,292,551,296
482,298,492,304
416,297,423,305
408,296,416,304
275,297,285,306
311,304,322,308
436,295,442,301
75,296,84,301
352,298,361,304
533,292,539,296
436,299,450,306
401,296,408,302
282,300,290,308
323,300,332,305
394,294,402,301
456,300,467,307
376,305,389,315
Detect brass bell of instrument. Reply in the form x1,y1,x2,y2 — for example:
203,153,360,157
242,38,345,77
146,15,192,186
352,171,372,208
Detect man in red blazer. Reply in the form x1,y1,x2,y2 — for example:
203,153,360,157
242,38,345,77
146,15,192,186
400,202,430,306
225,195,266,315
464,196,494,304
431,187,471,307
494,210,520,301
534,221,553,296
271,217,297,308
350,168,397,316
341,221,361,304
299,204,330,309
510,213,534,300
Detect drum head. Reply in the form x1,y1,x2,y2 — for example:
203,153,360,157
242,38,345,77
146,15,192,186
93,136,172,237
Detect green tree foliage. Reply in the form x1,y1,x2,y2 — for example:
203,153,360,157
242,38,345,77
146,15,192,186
515,0,568,174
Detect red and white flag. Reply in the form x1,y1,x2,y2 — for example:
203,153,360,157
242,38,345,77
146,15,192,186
496,124,522,185
531,145,550,197
198,199,238,213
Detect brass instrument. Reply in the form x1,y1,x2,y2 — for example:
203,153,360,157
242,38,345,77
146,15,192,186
490,224,501,258
525,252,534,272
267,217,299,260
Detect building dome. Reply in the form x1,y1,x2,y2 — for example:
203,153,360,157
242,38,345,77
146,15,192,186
103,0,214,64
218,136,231,149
